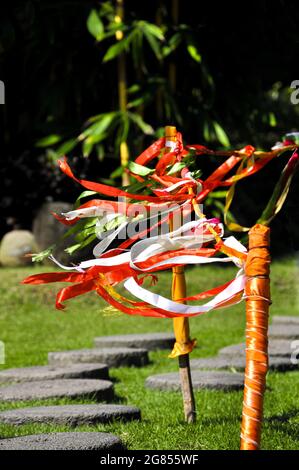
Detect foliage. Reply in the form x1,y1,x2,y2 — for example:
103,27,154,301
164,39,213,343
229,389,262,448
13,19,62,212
0,1,299,253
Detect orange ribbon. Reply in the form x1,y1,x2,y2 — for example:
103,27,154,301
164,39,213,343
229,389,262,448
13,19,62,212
240,224,271,450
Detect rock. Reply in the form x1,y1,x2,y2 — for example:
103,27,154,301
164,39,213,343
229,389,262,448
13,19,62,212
269,324,299,339
94,333,175,351
0,230,37,266
145,370,244,392
219,340,294,358
0,363,109,384
48,348,149,368
0,404,141,426
0,379,113,402
272,316,299,325
32,201,89,263
190,355,297,372
0,432,124,450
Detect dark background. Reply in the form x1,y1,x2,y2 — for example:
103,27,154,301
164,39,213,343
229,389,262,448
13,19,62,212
1,0,299,255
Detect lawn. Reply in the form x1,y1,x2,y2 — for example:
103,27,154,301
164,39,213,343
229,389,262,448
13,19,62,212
0,257,298,450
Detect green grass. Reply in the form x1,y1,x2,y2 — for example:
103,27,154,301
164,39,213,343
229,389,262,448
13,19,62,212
0,258,298,450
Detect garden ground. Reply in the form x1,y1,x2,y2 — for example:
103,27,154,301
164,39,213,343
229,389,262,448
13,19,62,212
0,258,298,450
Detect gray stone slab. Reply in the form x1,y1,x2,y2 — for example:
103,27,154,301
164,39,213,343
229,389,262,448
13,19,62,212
269,324,299,339
145,370,244,392
0,432,123,450
272,316,299,326
190,355,298,372
94,332,175,351
219,340,294,358
0,379,113,402
0,404,141,426
0,363,109,384
48,348,149,368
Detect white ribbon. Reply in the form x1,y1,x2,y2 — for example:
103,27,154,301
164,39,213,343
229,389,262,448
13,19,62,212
124,272,246,316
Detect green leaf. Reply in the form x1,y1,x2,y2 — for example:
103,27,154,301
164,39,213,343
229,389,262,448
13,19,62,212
203,121,212,142
88,113,117,137
143,29,162,60
56,138,77,157
209,191,227,199
162,32,182,58
31,245,56,263
103,34,131,62
35,134,62,147
110,165,124,179
127,84,140,94
75,190,98,204
213,121,230,148
75,225,97,242
82,138,93,158
167,161,186,175
96,144,105,161
104,215,127,232
79,113,117,147
128,112,154,135
65,234,97,255
269,112,277,127
128,161,154,176
143,23,164,41
187,44,202,63
125,180,150,193
87,10,104,41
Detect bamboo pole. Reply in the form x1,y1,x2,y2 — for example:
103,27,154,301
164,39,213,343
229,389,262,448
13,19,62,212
115,0,130,186
165,125,196,424
169,0,179,93
240,224,271,450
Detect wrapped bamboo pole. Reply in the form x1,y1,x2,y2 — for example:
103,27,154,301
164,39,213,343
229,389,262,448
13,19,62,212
240,224,271,450
115,0,130,186
165,125,196,423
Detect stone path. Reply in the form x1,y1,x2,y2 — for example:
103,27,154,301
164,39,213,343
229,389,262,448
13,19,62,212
0,404,141,426
269,324,299,339
94,332,175,351
48,347,149,368
0,379,113,403
272,315,299,325
0,432,124,450
0,363,109,384
190,355,297,372
1,319,297,448
145,370,244,392
219,339,294,358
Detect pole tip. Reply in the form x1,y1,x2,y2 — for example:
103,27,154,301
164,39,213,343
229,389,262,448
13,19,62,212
165,125,177,138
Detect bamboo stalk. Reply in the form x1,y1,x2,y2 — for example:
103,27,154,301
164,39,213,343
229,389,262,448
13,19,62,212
169,0,179,93
115,0,130,186
240,224,271,450
165,125,196,424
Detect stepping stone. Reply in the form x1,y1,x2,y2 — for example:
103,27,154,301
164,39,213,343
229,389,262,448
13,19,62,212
0,432,123,450
190,355,297,372
145,370,244,392
0,363,109,384
219,340,294,358
269,324,299,339
272,316,299,325
0,404,141,426
48,348,149,368
0,379,113,402
94,332,175,351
